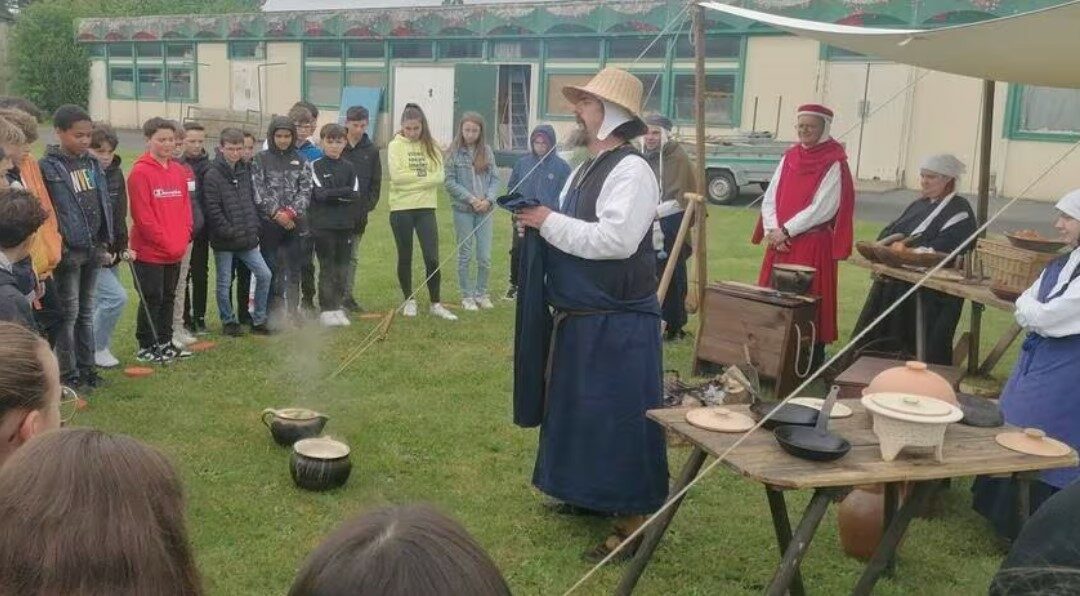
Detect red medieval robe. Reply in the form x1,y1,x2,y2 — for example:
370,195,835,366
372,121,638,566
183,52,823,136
751,139,855,344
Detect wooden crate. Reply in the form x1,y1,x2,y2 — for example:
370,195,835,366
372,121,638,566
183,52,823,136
976,238,1058,292
693,282,817,399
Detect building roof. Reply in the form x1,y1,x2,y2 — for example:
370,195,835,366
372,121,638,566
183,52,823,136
262,0,559,9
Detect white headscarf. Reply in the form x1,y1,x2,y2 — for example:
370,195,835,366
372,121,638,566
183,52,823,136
1056,188,1080,220
920,154,967,180
597,100,633,141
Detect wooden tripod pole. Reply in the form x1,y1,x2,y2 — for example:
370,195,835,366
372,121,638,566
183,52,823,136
692,4,709,311
656,193,703,304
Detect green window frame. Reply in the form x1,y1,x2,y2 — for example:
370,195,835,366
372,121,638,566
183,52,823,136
541,70,596,119
302,41,390,110
1005,84,1080,143
345,69,388,113
304,67,344,109
390,40,434,60
670,70,740,127
545,38,602,61
488,39,540,60
438,39,484,60
229,41,266,60
608,36,667,61
86,44,106,59
104,42,197,102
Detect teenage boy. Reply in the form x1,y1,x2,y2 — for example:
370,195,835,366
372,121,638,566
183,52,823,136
127,118,194,363
179,121,211,335
288,105,320,313
234,131,259,325
203,128,273,337
340,105,382,312
0,189,48,330
39,105,114,389
252,116,312,326
309,124,362,327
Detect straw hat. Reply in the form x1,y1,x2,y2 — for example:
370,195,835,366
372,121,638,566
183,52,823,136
563,67,644,117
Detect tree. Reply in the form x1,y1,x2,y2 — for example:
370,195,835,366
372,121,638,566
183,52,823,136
11,0,261,114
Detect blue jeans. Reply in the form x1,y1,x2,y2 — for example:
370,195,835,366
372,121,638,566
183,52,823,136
452,209,493,298
54,247,100,382
92,266,128,352
214,248,272,326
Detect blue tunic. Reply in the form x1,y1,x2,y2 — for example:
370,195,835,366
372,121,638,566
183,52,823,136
1000,253,1080,488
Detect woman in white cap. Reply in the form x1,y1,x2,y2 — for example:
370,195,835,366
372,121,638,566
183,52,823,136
972,188,1080,541
851,153,977,364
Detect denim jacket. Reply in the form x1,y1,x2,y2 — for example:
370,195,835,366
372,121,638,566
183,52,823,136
444,144,502,212
39,146,114,252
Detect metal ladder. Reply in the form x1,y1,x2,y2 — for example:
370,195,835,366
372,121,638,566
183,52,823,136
507,68,530,151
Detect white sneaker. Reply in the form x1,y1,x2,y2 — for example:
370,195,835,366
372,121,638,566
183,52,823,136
476,295,494,309
95,349,120,368
173,328,197,346
319,311,339,327
430,303,458,321
334,310,351,326
462,297,479,311
402,299,418,317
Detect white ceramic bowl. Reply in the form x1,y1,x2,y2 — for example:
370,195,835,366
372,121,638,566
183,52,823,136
861,392,963,462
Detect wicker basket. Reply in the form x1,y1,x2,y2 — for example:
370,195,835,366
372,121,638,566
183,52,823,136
976,238,1059,292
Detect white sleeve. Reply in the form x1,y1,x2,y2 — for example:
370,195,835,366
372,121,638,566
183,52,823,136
783,162,842,237
761,157,783,230
1014,259,1080,337
540,157,659,260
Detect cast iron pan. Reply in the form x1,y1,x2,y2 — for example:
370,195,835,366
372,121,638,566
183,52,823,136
773,386,852,462
749,400,819,430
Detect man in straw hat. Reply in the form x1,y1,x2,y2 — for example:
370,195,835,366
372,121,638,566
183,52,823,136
515,67,668,561
752,104,855,368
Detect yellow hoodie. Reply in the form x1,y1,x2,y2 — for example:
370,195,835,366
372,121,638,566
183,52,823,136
387,133,444,211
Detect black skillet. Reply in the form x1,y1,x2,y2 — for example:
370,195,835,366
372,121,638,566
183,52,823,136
773,386,852,462
749,399,819,430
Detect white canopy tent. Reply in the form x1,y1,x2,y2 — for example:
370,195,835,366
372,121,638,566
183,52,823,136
697,0,1080,373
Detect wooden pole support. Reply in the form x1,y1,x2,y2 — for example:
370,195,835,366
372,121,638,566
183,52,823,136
656,200,698,304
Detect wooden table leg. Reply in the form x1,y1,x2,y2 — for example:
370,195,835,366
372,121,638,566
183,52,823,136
1016,472,1033,529
882,483,899,576
968,303,984,376
616,447,708,596
852,481,939,595
765,488,835,596
915,292,926,362
765,487,806,596
978,322,1023,376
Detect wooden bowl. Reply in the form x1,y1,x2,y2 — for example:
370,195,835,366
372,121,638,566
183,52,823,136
1006,233,1068,253
873,245,905,268
892,250,950,269
856,241,880,263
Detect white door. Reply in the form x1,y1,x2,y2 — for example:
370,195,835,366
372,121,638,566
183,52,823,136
231,62,261,112
393,65,455,147
823,62,912,184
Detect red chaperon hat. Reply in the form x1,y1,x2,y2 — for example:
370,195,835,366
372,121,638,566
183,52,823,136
796,104,834,122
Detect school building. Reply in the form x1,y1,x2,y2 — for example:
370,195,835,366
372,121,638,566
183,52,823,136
76,0,1080,201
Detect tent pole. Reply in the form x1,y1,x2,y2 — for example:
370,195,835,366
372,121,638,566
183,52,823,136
693,3,709,311
969,79,995,375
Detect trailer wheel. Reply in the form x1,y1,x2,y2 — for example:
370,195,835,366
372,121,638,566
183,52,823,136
706,169,739,205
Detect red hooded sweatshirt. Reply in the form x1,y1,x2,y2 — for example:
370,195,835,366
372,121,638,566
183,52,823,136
127,152,193,264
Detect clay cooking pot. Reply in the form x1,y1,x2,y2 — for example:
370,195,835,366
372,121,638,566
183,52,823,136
862,361,957,406
262,407,329,446
290,437,352,491
770,264,816,295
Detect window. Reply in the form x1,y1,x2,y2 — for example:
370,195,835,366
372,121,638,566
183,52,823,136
673,35,740,60
546,38,600,60
346,41,384,59
166,43,194,60
635,73,664,114
346,71,387,111
167,68,194,100
823,45,872,60
545,73,593,116
109,67,135,98
391,41,433,59
1010,85,1080,140
136,43,163,60
490,40,540,60
229,41,266,60
439,40,483,59
138,67,165,100
86,44,106,59
108,43,133,59
306,41,343,60
306,69,341,107
609,37,667,60
672,73,736,125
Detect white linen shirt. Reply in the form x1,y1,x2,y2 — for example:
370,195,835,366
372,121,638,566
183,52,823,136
761,157,842,237
540,153,659,260
1015,248,1080,338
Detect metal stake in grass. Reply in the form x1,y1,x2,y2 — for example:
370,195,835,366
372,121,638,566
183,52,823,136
127,261,172,368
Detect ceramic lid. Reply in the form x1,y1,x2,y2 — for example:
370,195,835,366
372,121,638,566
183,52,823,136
273,408,322,420
686,407,755,433
862,392,963,424
996,428,1073,457
788,397,853,419
294,437,350,459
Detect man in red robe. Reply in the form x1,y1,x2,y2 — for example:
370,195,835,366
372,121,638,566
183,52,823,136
752,104,855,365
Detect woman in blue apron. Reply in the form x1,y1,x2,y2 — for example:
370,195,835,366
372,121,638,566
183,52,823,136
972,188,1080,542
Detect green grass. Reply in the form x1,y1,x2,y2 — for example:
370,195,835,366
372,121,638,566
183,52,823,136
74,147,1020,594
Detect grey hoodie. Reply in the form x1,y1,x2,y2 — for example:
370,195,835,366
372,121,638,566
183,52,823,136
251,116,313,221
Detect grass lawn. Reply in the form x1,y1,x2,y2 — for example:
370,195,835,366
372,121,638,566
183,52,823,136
72,146,1022,594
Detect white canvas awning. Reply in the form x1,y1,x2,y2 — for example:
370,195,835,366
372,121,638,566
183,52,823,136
700,1,1080,89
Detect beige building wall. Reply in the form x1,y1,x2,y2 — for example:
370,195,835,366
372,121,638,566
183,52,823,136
264,42,302,117
198,43,230,111
741,35,822,142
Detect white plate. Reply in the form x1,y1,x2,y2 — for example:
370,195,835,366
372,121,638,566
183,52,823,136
788,397,853,419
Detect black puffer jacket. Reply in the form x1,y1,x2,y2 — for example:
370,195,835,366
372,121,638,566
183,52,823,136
202,154,260,252
103,155,128,267
181,151,211,239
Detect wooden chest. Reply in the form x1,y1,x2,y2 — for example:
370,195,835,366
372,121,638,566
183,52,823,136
834,356,965,400
693,282,818,398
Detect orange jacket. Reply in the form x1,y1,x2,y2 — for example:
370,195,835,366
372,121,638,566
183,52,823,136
19,154,62,279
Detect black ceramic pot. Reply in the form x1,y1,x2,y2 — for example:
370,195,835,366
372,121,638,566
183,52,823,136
262,407,329,446
290,437,352,492
770,264,816,295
